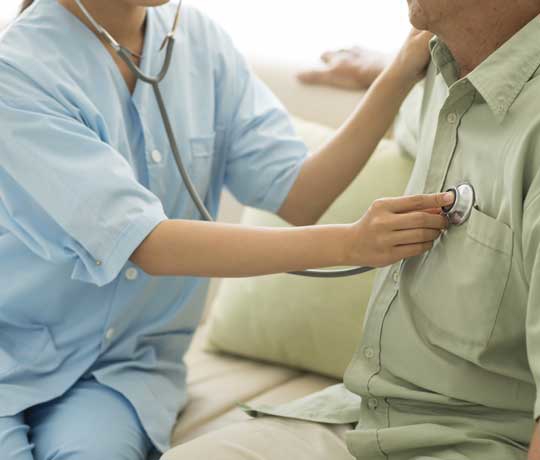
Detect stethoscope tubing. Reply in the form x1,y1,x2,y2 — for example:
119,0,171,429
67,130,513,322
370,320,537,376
148,44,373,278
76,0,486,279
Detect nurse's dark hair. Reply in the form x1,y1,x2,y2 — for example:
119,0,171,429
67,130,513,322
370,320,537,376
20,0,34,13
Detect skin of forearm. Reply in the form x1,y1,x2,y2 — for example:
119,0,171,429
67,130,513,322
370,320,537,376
278,65,417,226
530,422,540,460
130,219,349,278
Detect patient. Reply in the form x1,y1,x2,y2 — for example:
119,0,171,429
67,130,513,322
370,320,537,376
165,1,540,459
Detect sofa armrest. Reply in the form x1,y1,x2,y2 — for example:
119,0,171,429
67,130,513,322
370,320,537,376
248,54,363,130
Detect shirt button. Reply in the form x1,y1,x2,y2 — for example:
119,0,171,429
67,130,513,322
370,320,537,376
105,328,115,341
364,347,375,360
368,398,379,410
151,150,163,164
392,270,400,284
496,96,506,113
446,112,458,124
125,267,139,281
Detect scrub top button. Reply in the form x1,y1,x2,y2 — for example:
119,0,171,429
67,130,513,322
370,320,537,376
105,328,115,341
364,347,375,360
125,267,139,281
447,112,458,124
368,398,379,410
151,150,163,163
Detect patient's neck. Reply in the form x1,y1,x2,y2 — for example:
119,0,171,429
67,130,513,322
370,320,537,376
433,2,540,78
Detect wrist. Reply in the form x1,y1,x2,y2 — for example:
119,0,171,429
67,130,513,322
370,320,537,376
382,62,419,93
313,224,352,268
336,224,356,267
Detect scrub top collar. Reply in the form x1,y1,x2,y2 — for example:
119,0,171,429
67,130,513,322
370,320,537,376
429,15,540,123
45,0,171,102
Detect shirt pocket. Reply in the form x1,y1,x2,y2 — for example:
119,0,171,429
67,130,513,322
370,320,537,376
0,320,57,379
188,134,216,207
408,206,513,354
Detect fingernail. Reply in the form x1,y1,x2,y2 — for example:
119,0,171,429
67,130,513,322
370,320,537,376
443,192,455,204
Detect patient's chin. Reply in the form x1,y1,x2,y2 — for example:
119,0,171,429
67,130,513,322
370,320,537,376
408,5,431,30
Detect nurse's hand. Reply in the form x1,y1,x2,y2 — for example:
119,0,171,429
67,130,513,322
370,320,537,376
345,192,453,268
529,422,540,460
387,29,434,86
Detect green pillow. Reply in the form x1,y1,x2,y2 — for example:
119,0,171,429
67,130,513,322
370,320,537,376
205,119,413,379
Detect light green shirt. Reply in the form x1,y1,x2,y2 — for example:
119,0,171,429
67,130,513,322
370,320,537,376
250,15,540,458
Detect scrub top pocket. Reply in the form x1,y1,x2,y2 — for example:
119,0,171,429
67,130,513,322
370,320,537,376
408,206,513,355
0,320,57,379
188,134,216,210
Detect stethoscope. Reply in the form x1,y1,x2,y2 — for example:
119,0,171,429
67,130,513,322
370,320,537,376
73,0,477,278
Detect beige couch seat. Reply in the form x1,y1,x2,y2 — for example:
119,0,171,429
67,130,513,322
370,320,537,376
174,325,337,445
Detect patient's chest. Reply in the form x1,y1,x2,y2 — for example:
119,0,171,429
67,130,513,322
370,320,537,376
393,74,529,361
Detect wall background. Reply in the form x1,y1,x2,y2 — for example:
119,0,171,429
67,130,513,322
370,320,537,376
0,1,411,62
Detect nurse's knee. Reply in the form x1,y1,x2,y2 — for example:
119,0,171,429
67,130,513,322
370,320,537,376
47,432,150,460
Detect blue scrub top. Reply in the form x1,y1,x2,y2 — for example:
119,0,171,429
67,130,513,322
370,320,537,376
0,0,307,451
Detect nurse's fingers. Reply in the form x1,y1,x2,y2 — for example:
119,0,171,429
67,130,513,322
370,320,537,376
384,193,454,214
390,211,448,231
393,241,435,260
423,208,446,215
389,228,442,246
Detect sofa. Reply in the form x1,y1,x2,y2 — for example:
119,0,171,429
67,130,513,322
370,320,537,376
166,56,367,449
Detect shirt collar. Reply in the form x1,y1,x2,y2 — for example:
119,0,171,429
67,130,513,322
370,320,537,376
430,15,540,122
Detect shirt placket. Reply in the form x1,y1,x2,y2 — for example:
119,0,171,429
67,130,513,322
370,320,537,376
423,81,476,194
347,80,477,432
98,261,145,355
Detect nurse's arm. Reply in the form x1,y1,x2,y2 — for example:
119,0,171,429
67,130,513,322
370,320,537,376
529,422,540,459
129,193,450,278
278,31,431,226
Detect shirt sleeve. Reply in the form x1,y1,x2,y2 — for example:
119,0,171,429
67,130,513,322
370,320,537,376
0,93,168,287
522,192,540,419
215,33,309,213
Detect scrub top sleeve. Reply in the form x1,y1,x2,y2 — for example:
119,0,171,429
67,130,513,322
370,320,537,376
0,96,168,287
220,42,308,213
522,192,540,419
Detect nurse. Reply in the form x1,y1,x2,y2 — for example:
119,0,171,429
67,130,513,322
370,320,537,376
0,1,451,459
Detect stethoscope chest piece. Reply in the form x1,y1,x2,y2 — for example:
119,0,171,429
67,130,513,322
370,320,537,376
442,183,476,226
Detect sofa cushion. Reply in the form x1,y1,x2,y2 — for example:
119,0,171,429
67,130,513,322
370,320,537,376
204,118,414,379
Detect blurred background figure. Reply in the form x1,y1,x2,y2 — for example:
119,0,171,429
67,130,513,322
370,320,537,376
0,0,406,89
297,47,390,90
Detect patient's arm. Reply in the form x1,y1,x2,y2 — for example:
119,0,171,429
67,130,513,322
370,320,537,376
298,47,390,90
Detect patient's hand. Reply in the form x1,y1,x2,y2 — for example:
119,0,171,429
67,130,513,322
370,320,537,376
297,47,390,90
